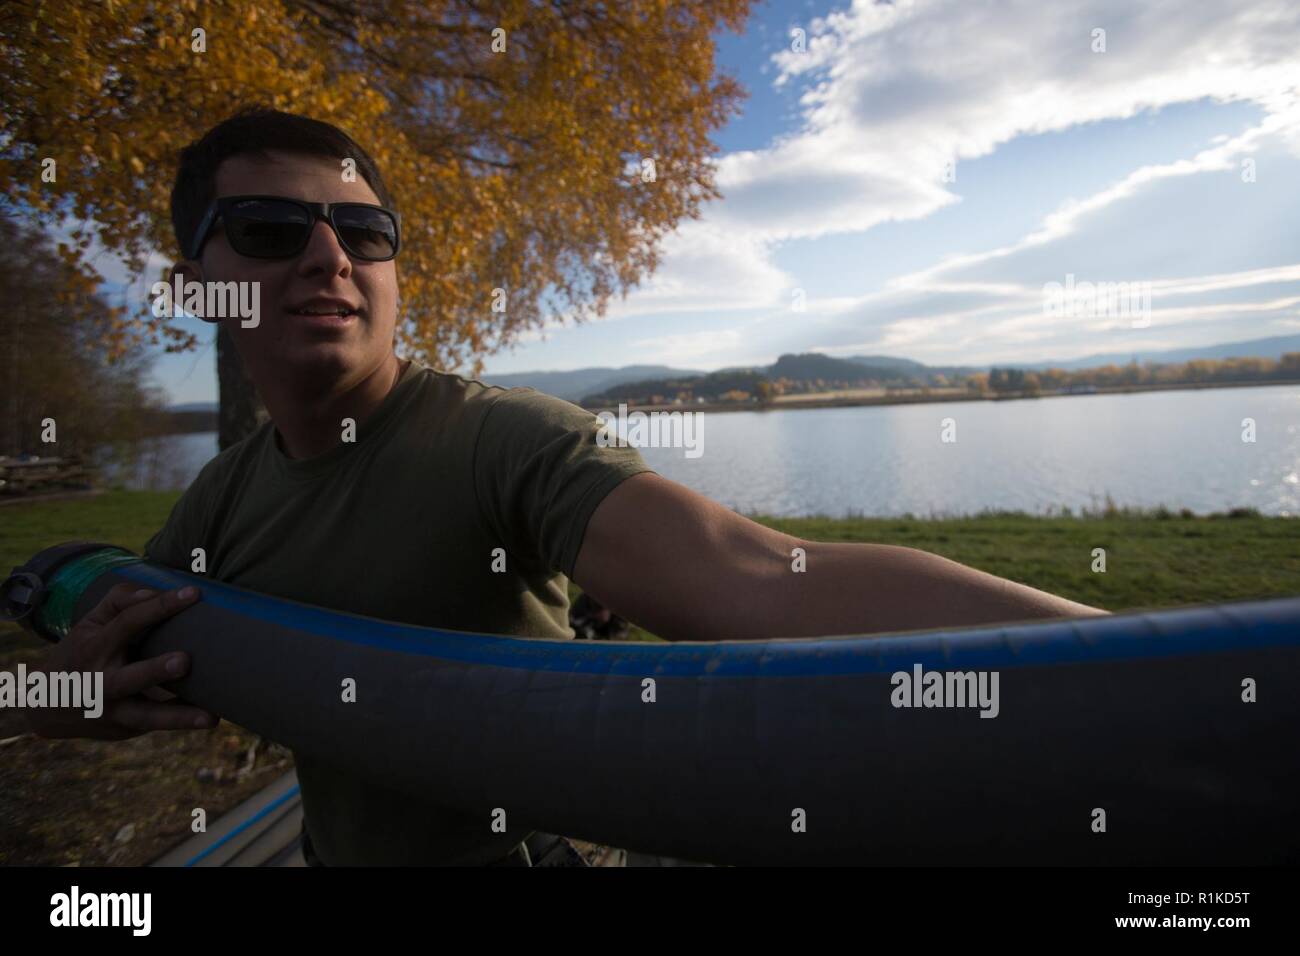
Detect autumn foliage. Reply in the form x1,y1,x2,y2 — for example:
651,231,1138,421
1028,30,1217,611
1,0,752,377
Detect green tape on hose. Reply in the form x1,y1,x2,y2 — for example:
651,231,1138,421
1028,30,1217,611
40,549,141,639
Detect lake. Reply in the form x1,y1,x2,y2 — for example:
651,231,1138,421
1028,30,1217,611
120,385,1300,517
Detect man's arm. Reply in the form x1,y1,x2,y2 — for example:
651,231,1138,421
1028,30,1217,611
573,473,1108,642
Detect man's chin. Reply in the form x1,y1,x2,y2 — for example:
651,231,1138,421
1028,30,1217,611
265,344,369,385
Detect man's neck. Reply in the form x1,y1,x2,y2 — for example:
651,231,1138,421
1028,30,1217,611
263,353,408,460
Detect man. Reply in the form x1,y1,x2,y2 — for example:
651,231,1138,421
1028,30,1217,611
27,108,1106,866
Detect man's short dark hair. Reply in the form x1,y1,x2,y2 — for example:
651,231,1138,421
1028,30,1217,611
170,107,396,258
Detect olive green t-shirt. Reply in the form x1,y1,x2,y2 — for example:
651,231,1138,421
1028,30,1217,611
143,357,653,865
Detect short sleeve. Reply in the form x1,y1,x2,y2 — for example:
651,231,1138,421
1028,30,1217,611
473,389,656,577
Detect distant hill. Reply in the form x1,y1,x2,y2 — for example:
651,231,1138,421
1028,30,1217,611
477,365,702,401
846,354,984,379
167,401,218,413
770,352,879,381
846,355,929,371
1011,334,1300,371
769,352,982,382
584,352,950,404
479,336,1300,399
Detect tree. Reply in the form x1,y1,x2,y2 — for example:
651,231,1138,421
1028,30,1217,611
1,0,752,447
1038,367,1068,391
988,367,1026,393
0,211,164,459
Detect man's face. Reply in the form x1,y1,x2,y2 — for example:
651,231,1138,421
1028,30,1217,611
178,149,399,386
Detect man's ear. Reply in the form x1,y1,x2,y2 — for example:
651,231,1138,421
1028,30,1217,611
167,260,220,325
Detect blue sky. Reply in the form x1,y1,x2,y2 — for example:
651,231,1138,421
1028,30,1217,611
92,0,1300,404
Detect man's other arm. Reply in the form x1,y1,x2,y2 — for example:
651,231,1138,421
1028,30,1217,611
573,473,1108,642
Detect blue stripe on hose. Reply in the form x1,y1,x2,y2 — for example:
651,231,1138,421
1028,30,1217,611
111,562,1300,678
183,784,301,867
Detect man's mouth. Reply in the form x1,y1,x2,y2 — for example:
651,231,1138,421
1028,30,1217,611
285,298,362,324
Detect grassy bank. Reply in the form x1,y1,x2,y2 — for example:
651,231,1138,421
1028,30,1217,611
2,490,1296,864
5,490,1296,649
758,505,1299,611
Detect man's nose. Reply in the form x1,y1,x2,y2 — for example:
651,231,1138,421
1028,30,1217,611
298,219,351,270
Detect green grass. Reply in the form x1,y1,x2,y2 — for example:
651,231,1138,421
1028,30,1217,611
0,490,179,573
4,492,1298,652
756,507,1299,611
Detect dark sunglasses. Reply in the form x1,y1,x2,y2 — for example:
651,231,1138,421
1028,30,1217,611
186,195,401,262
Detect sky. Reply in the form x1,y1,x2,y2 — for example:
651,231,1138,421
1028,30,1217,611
87,0,1300,404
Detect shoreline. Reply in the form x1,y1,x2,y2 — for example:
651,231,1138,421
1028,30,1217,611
583,377,1300,415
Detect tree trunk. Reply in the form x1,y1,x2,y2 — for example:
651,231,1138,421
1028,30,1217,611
216,324,267,451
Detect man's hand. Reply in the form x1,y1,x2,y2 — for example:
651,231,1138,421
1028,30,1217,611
24,583,219,740
574,473,1109,642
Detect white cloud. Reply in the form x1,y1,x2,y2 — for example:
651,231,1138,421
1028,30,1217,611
602,0,1300,347
628,327,746,366
752,0,1300,242
600,221,793,319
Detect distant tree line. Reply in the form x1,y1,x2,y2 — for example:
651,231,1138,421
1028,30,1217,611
584,369,768,406
974,355,1300,396
584,351,1300,407
0,213,173,459
582,352,945,405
